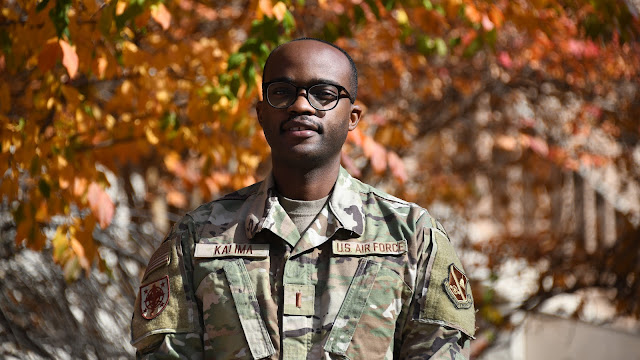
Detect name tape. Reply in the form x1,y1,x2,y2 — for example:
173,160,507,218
194,243,270,258
332,240,407,256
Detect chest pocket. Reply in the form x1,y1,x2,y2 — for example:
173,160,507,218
324,258,411,360
196,256,275,360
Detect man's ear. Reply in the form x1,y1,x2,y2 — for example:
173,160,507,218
348,104,362,131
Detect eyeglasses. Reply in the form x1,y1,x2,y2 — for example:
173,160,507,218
263,81,353,111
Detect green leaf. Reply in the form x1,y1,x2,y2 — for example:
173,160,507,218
282,10,296,32
435,37,447,56
383,0,396,11
36,0,51,12
364,0,381,20
243,60,256,94
0,30,11,54
98,2,115,36
354,5,366,25
160,112,177,131
227,52,245,70
239,38,260,54
230,74,241,97
30,156,40,177
38,179,51,199
463,36,483,57
49,0,72,39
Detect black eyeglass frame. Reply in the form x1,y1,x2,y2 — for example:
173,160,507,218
262,80,355,111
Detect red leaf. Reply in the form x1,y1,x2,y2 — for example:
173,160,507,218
87,182,114,229
59,39,78,79
497,51,512,68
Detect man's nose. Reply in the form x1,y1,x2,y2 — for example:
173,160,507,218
288,90,316,114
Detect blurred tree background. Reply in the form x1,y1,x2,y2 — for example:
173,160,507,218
1,0,639,358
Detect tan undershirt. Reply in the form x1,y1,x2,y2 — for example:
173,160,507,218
277,193,330,237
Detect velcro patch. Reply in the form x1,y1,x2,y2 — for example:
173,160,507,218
443,264,473,309
194,243,269,258
332,240,407,256
140,275,170,320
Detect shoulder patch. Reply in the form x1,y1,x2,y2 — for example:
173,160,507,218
140,275,170,320
443,264,473,309
416,228,476,337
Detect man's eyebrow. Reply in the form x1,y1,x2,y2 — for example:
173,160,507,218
265,77,344,87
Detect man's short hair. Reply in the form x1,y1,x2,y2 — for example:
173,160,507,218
262,37,358,101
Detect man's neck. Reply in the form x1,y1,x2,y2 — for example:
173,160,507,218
271,161,340,201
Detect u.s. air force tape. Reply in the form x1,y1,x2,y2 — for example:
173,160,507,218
332,240,407,255
194,243,269,258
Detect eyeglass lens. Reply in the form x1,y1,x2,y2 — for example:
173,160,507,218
267,82,340,110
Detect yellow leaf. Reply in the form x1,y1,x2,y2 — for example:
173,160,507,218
145,125,160,144
116,0,127,15
35,201,48,222
394,9,409,26
52,225,69,263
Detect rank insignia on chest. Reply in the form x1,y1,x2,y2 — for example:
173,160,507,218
140,275,170,320
443,264,473,309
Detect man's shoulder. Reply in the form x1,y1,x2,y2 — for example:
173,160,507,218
180,181,264,226
348,174,422,212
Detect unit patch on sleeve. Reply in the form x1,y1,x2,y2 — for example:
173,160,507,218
140,275,170,320
443,264,473,309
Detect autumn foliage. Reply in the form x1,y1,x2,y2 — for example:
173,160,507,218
2,0,639,341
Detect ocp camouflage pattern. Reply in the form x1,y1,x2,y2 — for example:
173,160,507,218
131,167,475,359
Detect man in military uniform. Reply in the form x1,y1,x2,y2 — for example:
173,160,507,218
131,38,475,359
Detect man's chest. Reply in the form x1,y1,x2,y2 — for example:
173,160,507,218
191,232,414,360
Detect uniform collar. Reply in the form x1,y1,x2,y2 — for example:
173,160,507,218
244,167,365,242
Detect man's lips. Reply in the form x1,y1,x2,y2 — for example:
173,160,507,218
281,117,322,134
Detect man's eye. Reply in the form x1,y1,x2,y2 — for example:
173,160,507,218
311,88,337,100
271,87,294,96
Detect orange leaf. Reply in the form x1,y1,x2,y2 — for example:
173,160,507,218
272,1,287,21
341,151,362,177
347,127,364,147
363,136,387,174
87,182,114,229
151,3,172,30
258,0,273,18
489,5,504,28
167,189,187,208
387,151,407,184
38,38,62,73
59,39,79,79
74,177,88,197
464,4,482,23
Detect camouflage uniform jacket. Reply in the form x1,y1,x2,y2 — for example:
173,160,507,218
131,167,476,359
